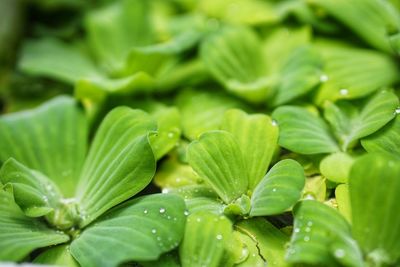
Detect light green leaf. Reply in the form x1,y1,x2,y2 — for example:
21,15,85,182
84,0,152,75
140,252,180,267
18,38,101,84
233,230,265,267
154,156,198,189
221,109,278,189
286,200,363,267
314,41,399,104
179,211,237,267
270,45,322,106
309,0,400,53
75,107,156,227
200,26,272,103
250,159,305,216
34,245,79,267
350,154,400,265
361,115,400,158
177,89,247,140
0,189,69,261
236,218,290,267
324,90,399,151
335,184,351,223
272,106,339,154
71,194,186,267
0,96,88,197
303,175,326,202
187,131,248,204
320,152,355,183
0,158,62,217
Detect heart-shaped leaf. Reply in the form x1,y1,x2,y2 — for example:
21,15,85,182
0,189,69,261
200,26,271,103
324,90,399,151
272,106,339,154
0,96,88,197
0,158,62,217
187,130,248,204
71,194,186,267
179,211,237,267
286,200,363,267
250,159,305,216
236,218,290,267
361,115,400,158
221,109,278,190
75,107,156,227
349,154,400,265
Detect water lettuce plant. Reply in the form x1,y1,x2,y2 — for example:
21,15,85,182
1,0,400,266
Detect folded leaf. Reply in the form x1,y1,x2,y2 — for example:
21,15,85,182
179,211,237,267
76,107,156,227
250,159,305,216
201,26,271,103
324,90,399,151
270,45,322,106
314,41,399,104
0,158,62,217
272,106,339,154
177,89,248,140
286,200,363,267
0,96,88,197
350,154,400,265
361,115,400,158
71,194,186,267
236,218,289,267
187,131,248,204
309,0,400,53
0,189,69,261
221,109,278,189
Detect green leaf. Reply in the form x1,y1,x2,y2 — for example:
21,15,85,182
314,41,399,104
270,45,323,106
335,184,351,223
0,96,88,197
324,90,399,151
34,245,79,267
272,106,339,154
154,156,198,189
320,152,355,183
221,109,278,189
233,230,265,267
71,194,186,267
0,189,69,261
309,0,400,53
18,38,101,84
179,211,237,267
177,89,247,140
0,158,62,217
187,131,248,204
250,159,305,216
84,0,153,75
303,175,326,202
361,115,400,158
75,107,156,227
200,26,272,103
349,154,400,264
236,218,289,267
286,200,363,267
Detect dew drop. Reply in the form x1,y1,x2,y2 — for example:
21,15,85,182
271,120,278,126
305,227,311,233
294,228,300,233
307,221,313,227
216,234,223,240
196,218,202,222
304,236,310,242
159,208,166,214
184,210,190,216
157,236,162,241
394,107,400,115
272,188,277,192
334,249,345,258
151,229,157,234
167,132,174,138
339,88,348,96
143,209,148,214
320,74,329,82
